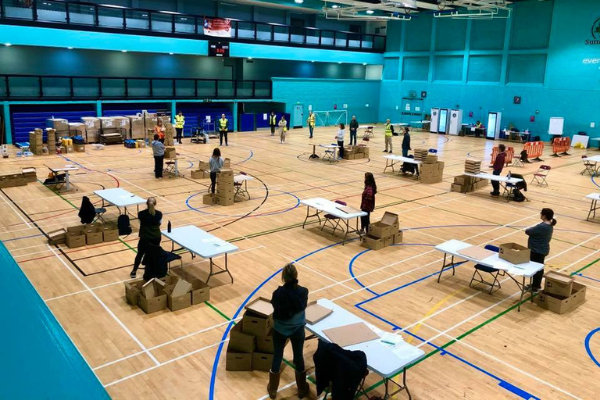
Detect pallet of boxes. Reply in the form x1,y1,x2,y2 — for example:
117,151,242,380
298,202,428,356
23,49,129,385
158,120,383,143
204,168,235,206
227,298,275,372
416,150,444,184
451,160,488,193
536,271,586,314
192,159,230,180
82,117,101,143
28,129,44,156
361,212,402,250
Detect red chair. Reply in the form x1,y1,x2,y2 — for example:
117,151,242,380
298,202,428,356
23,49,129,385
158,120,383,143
531,165,551,186
321,200,346,234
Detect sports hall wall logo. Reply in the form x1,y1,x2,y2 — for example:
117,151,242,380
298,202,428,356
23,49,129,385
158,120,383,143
586,17,600,44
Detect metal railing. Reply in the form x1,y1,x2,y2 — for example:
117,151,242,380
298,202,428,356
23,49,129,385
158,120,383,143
0,0,386,52
0,74,272,100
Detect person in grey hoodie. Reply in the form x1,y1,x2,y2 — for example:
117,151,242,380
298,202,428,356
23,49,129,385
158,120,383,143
525,208,556,292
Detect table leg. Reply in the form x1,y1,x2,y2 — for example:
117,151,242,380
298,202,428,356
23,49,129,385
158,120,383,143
437,254,457,283
404,368,412,400
65,171,70,191
245,180,250,200
588,199,597,221
302,206,321,228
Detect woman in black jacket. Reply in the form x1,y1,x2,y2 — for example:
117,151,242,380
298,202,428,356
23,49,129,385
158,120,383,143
267,263,309,399
130,197,162,279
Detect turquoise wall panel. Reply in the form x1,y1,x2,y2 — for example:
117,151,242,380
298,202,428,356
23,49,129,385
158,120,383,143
435,19,467,51
402,57,429,81
383,58,399,80
507,54,547,84
403,16,432,52
510,0,554,49
386,21,402,52
470,19,506,50
433,56,464,81
467,55,502,82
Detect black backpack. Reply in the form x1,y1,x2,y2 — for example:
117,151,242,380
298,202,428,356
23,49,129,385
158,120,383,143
512,189,525,202
402,155,417,174
117,214,132,236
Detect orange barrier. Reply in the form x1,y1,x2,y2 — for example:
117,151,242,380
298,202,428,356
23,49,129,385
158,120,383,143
551,137,571,157
523,141,545,162
490,146,514,166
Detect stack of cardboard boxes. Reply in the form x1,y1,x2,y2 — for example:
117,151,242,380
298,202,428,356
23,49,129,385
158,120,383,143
342,145,370,160
46,118,69,135
56,223,119,248
46,129,57,154
164,123,175,146
81,117,101,143
536,271,586,314
419,154,444,184
125,275,210,314
192,159,231,180
127,115,145,140
28,129,44,155
216,169,234,206
227,298,274,372
413,148,428,162
361,212,402,250
464,159,482,174
67,123,87,140
450,174,489,193
0,167,36,188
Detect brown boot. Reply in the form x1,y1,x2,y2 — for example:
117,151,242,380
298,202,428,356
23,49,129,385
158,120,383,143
295,370,310,399
267,370,280,399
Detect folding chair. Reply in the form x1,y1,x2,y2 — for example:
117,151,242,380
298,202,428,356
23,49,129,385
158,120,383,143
363,126,374,138
321,200,346,234
530,165,551,187
323,144,337,162
93,207,107,224
43,172,66,191
233,172,250,200
164,160,176,175
469,245,504,294
581,156,598,176
359,136,370,148
502,173,529,202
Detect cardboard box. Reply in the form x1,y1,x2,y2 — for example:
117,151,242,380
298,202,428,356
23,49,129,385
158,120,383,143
66,225,86,248
73,144,85,152
369,212,400,239
164,285,192,312
217,196,234,206
499,243,530,265
392,231,403,244
536,282,586,314
229,322,256,353
451,183,467,193
101,223,119,242
124,279,145,306
226,345,253,371
256,332,274,354
252,353,274,372
171,278,192,297
47,228,67,245
138,280,167,314
224,158,231,168
84,226,103,246
544,271,574,298
191,170,210,179
217,187,234,197
203,193,216,205
361,235,385,250
165,147,177,159
190,279,210,305
197,161,210,171
219,168,234,177
242,310,273,337
425,154,438,164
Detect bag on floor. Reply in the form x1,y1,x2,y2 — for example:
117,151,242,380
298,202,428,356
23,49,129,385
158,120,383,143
401,155,417,174
512,189,525,202
117,214,132,236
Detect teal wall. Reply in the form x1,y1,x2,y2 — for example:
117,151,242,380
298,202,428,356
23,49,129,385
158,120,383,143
380,0,600,139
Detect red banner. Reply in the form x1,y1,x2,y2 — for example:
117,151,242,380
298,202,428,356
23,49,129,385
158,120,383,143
203,18,232,38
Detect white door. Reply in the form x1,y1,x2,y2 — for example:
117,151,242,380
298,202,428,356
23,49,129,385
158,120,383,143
293,105,304,128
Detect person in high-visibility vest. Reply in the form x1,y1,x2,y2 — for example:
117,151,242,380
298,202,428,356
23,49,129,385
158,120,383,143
219,113,229,146
174,111,185,145
269,111,277,136
384,119,393,153
307,111,315,138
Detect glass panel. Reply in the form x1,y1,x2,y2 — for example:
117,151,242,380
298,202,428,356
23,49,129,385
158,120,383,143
8,77,40,97
127,79,151,97
273,25,289,43
101,79,126,98
0,77,7,98
72,78,99,98
125,10,149,30
217,81,234,98
152,79,173,97
321,30,334,46
236,81,253,98
348,33,361,48
197,80,216,98
174,15,195,34
237,21,255,39
37,0,67,23
41,77,70,97
306,29,319,45
175,80,195,97
4,0,34,20
150,12,173,33
256,23,271,42
68,4,95,25
335,32,348,47
254,81,271,98
97,5,124,29
374,36,386,50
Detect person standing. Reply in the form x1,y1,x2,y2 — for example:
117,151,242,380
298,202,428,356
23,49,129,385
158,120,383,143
402,127,411,157
175,111,185,145
491,144,506,196
269,111,277,136
130,197,162,279
154,119,166,143
360,172,377,234
278,116,287,144
267,264,310,399
525,208,556,292
151,134,165,179
336,123,345,159
219,113,229,146
383,119,393,153
349,116,359,146
209,148,224,194
307,111,315,139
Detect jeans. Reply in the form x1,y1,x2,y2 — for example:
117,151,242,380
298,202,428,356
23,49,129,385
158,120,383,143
531,252,546,289
309,125,314,138
350,129,357,146
154,155,164,178
210,172,217,194
361,212,370,232
402,148,409,157
133,237,162,271
337,141,344,158
220,130,228,146
491,170,501,194
175,127,183,144
271,326,306,373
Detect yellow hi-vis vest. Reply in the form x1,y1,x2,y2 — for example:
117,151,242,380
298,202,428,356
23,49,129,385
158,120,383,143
307,114,315,127
219,118,228,131
385,123,393,137
175,115,185,129
270,114,277,125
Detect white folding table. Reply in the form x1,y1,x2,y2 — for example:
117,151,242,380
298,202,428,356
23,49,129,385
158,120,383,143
358,125,375,138
47,165,79,191
409,120,430,130
383,155,422,178
234,174,254,200
161,225,239,284
306,299,425,399
300,198,366,245
463,172,523,202
435,239,544,311
93,188,147,217
586,193,600,222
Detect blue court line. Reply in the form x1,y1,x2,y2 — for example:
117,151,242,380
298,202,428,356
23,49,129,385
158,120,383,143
234,149,254,165
575,273,600,284
593,173,599,189
585,328,600,368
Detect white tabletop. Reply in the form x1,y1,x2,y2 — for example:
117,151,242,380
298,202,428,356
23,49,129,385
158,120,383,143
392,123,409,127
162,225,238,259
410,120,430,124
435,239,543,277
306,299,425,377
384,155,422,165
94,188,146,207
319,144,340,149
586,155,600,162
300,198,367,219
586,193,600,201
359,125,374,129
548,132,563,136
464,172,523,184
49,165,79,172
234,175,254,183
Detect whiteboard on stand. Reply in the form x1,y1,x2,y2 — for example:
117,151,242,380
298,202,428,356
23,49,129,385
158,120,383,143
549,117,564,136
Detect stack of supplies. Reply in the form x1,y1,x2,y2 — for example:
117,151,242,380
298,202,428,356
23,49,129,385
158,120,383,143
361,212,402,250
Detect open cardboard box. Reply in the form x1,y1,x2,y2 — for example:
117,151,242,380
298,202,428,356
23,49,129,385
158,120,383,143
536,282,586,314
138,279,167,314
544,271,574,298
368,212,399,239
124,279,145,306
499,243,531,265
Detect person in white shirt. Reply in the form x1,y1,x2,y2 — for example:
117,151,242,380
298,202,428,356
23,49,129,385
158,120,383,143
278,116,287,144
336,123,345,159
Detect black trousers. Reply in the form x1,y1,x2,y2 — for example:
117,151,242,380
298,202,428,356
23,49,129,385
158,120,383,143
491,170,501,194
337,141,344,158
220,130,228,145
270,125,276,135
175,127,183,143
350,129,357,146
531,252,546,289
133,237,162,271
154,155,164,178
360,212,371,232
271,326,306,373
210,171,217,194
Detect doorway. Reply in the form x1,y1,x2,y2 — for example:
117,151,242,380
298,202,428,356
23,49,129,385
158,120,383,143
293,104,304,128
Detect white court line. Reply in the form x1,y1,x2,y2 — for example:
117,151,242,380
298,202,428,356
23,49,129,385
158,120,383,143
280,255,354,291
47,245,160,366
0,192,32,228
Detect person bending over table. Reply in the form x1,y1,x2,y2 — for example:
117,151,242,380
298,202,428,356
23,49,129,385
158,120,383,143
336,123,345,159
130,197,162,278
491,144,506,196
402,127,411,157
525,208,556,292
267,264,310,399
152,134,165,179
349,115,359,146
360,172,377,234
209,148,224,194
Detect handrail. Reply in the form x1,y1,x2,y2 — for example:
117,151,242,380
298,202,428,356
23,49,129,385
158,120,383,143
0,0,386,52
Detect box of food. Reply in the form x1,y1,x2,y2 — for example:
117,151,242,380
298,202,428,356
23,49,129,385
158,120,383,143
256,331,274,354
138,279,167,314
101,223,119,242
47,228,67,245
252,353,274,372
190,279,210,305
536,282,586,314
84,225,103,246
124,279,145,306
242,311,273,337
203,193,216,205
361,235,385,250
163,285,192,312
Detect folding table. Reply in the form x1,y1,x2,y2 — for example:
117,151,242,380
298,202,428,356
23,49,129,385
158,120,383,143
463,172,523,202
586,193,600,222
93,188,146,218
47,165,79,191
383,155,421,178
300,198,366,245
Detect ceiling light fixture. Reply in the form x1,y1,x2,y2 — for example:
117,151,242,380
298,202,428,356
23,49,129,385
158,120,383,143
294,0,304,3
366,10,374,14
68,47,73,50
248,57,253,60
332,5,339,9
363,62,367,65
169,52,174,55
5,43,11,47
121,50,127,53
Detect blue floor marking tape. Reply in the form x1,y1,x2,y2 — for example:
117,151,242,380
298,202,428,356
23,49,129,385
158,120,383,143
576,273,600,284
584,328,600,368
234,149,254,165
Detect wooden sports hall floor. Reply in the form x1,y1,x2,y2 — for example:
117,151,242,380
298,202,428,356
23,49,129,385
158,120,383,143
1,127,599,400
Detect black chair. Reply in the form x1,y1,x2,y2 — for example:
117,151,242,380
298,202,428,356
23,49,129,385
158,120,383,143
142,243,183,281
321,200,346,235
314,340,369,400
469,245,504,294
